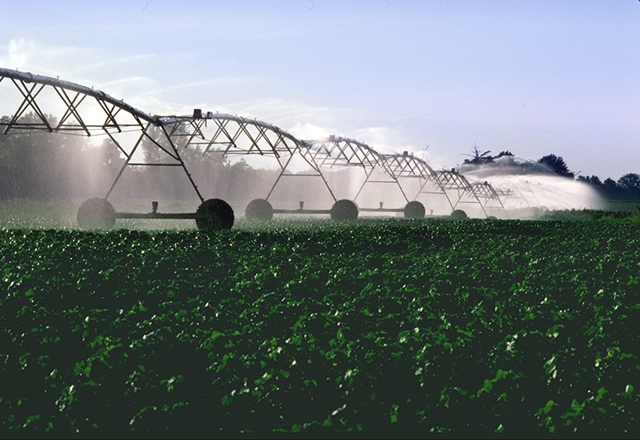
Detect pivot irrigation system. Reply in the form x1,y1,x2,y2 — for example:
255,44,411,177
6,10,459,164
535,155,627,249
0,68,521,230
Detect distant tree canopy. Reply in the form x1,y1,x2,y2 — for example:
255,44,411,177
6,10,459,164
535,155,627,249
462,146,514,165
577,175,603,186
463,144,493,165
574,173,640,200
537,154,574,178
0,113,119,199
460,145,640,201
616,173,640,191
603,178,617,190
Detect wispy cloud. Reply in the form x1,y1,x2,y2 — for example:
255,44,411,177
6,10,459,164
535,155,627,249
0,39,106,80
0,39,34,70
143,76,259,98
68,54,157,77
231,98,364,129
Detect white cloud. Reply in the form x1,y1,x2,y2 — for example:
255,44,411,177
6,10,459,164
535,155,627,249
287,122,335,141
1,39,33,70
225,98,371,135
0,39,107,83
68,54,157,76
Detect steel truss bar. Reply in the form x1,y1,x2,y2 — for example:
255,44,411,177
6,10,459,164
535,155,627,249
53,87,91,136
308,135,382,169
304,136,413,204
103,126,133,159
379,152,454,209
103,122,204,202
304,137,457,211
0,68,531,219
105,128,147,199
161,112,307,157
434,170,493,216
468,181,510,218
97,101,128,132
159,112,337,203
7,80,52,133
0,68,204,204
493,184,530,208
437,173,510,218
0,68,159,128
265,154,297,200
0,70,152,136
157,123,204,203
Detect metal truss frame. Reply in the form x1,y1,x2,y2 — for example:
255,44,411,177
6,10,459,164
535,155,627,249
160,112,337,203
0,68,518,219
302,137,456,214
380,152,455,210
434,170,499,217
492,184,530,209
0,68,157,135
304,135,401,204
505,181,542,207
468,181,510,218
0,68,203,202
103,122,204,201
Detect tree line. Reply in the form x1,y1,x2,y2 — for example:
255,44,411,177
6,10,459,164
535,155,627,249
463,145,640,201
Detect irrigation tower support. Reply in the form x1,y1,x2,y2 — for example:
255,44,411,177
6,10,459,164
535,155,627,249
0,67,204,204
162,112,339,205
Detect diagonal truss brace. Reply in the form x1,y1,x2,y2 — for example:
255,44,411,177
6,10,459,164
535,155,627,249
0,68,203,204
104,121,204,202
159,112,338,203
380,152,454,209
305,136,415,204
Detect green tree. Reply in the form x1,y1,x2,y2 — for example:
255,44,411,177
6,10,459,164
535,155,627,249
537,154,574,178
617,173,640,190
463,144,492,165
617,173,640,200
577,175,603,187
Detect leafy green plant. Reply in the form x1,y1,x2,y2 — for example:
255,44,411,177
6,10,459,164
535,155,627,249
2,219,640,436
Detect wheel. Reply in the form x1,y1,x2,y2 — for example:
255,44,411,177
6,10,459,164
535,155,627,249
404,201,425,219
330,199,358,221
245,199,273,221
450,209,467,219
195,199,234,230
77,198,116,230
486,216,498,220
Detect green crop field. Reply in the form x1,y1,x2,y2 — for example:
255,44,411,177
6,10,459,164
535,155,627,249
2,217,640,438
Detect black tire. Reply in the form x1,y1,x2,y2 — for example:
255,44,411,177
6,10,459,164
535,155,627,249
330,199,358,221
245,199,273,221
196,199,234,230
77,198,116,230
450,209,468,219
404,201,426,219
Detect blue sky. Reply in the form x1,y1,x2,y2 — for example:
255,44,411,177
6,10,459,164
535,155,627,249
1,0,639,180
